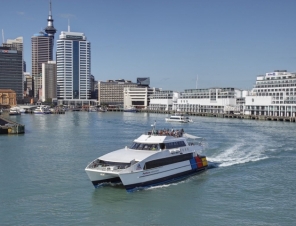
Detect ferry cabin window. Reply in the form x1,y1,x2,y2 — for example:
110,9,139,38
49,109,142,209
144,153,193,170
98,160,130,169
164,141,186,149
129,143,159,150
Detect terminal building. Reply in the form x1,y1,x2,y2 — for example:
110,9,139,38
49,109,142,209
149,90,176,111
176,88,246,114
244,70,296,117
149,88,246,114
0,89,17,107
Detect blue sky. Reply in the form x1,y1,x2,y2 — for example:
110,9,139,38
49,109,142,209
1,0,296,91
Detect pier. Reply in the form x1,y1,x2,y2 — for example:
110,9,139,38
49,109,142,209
134,109,296,123
0,116,25,134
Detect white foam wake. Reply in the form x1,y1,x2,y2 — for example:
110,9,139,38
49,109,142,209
207,142,268,167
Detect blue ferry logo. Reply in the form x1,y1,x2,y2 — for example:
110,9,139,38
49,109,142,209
136,164,142,170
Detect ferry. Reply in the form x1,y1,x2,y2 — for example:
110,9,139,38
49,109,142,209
85,123,208,192
165,114,192,123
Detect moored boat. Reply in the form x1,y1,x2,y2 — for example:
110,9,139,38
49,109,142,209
9,107,21,116
85,123,207,192
123,107,138,112
33,106,51,114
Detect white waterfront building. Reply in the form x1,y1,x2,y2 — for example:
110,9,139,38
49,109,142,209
176,88,246,113
56,30,91,105
149,90,177,111
244,70,296,117
123,86,160,109
148,88,247,113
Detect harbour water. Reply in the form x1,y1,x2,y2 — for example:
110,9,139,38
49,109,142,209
0,112,296,226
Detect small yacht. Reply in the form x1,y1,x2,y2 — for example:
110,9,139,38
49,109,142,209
33,106,51,114
85,123,207,192
165,114,192,123
9,108,21,116
123,107,138,112
98,107,107,112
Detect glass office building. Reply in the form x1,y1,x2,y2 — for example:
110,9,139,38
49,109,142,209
56,31,91,100
0,46,23,101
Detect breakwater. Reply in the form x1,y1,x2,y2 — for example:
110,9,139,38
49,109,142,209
0,116,25,134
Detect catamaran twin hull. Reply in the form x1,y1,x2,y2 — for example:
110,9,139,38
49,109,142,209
86,154,208,192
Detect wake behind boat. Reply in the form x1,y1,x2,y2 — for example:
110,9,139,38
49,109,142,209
85,123,208,192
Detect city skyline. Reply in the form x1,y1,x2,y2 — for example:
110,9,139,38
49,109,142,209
1,0,296,91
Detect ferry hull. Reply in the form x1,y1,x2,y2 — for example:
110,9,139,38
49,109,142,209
122,167,207,192
165,119,189,123
85,169,121,188
119,161,207,192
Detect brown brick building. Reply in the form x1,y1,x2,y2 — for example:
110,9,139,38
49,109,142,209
0,89,17,107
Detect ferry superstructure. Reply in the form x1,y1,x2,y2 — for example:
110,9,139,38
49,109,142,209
85,126,208,192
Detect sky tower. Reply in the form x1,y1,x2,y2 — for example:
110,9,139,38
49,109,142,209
44,0,57,39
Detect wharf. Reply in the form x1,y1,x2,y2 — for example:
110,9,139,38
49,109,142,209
24,109,65,114
137,109,296,123
0,116,25,134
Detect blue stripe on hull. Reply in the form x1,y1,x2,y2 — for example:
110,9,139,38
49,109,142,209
125,167,207,192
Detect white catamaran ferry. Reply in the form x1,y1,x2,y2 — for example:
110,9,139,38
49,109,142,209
85,123,208,192
165,114,193,123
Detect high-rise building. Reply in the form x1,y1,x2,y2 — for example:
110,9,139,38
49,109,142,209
31,32,53,98
41,61,57,102
3,37,23,51
56,31,91,101
0,46,23,102
31,0,56,99
3,37,24,99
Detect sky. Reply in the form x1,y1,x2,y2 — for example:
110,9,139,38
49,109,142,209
1,0,296,92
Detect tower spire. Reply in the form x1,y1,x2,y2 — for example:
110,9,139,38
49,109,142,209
49,0,52,16
44,0,56,38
